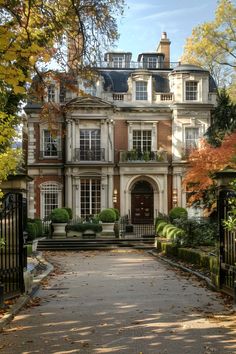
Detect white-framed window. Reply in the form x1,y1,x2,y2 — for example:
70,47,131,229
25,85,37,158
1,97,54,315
136,81,148,100
48,84,56,102
80,179,101,217
113,57,123,68
147,57,157,69
43,130,58,157
133,130,152,151
40,183,62,220
185,127,199,155
80,129,101,160
185,81,198,101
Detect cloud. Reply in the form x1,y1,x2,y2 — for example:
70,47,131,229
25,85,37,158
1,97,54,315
136,4,208,21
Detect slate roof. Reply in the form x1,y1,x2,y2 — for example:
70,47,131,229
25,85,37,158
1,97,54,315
100,70,170,93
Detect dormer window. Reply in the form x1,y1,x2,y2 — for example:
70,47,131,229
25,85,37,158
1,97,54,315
113,57,123,68
147,57,157,69
185,81,198,101
48,84,56,102
136,81,148,100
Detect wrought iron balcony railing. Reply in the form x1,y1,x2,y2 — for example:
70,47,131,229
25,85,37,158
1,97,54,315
73,148,105,162
119,150,168,163
39,151,62,159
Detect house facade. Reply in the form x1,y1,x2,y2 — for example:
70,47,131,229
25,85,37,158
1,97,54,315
24,32,217,224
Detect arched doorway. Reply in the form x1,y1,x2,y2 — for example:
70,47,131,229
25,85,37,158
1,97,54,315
131,180,154,224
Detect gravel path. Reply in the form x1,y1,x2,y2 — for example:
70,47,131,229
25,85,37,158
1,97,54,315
0,249,235,354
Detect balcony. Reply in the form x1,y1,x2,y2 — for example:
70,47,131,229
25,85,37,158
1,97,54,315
73,148,105,162
95,61,179,70
119,150,168,163
39,151,62,159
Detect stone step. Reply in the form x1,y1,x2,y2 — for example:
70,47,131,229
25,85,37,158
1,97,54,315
37,238,155,251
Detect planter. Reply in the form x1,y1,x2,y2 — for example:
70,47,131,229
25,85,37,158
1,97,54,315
52,222,67,238
101,222,115,237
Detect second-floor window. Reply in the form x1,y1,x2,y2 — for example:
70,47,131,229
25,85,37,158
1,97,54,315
43,130,58,157
48,84,56,102
185,127,199,155
185,81,198,101
136,81,148,100
133,130,152,151
80,129,101,160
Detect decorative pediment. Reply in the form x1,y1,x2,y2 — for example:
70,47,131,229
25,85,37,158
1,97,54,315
66,96,115,109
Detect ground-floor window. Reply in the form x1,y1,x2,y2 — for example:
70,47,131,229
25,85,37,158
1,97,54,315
40,183,62,219
80,179,101,217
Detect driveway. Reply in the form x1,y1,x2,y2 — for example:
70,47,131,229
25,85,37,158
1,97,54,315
0,250,236,354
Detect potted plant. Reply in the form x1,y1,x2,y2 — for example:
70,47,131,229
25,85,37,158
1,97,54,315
50,208,69,237
99,208,116,236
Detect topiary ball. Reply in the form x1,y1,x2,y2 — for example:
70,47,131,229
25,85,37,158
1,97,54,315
169,207,188,222
99,208,116,223
50,208,70,223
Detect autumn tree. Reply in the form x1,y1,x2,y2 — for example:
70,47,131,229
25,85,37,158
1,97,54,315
0,0,125,194
183,132,236,211
205,88,236,147
181,0,236,91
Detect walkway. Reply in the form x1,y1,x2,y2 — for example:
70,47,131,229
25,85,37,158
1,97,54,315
0,250,236,354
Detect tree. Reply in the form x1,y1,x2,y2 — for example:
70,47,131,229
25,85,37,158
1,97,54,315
205,88,236,147
182,132,236,211
181,0,236,90
0,0,125,194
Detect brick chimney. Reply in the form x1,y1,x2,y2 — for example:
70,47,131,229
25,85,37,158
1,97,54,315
157,32,171,68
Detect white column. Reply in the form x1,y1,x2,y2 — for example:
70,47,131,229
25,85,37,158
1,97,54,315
128,123,132,150
28,181,35,219
65,172,72,208
66,120,72,162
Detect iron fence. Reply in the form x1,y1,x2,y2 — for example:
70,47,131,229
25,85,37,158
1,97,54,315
119,215,155,238
0,193,25,301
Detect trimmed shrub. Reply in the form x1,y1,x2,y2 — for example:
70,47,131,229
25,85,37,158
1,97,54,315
99,208,116,223
68,223,102,233
112,208,120,221
26,222,37,241
50,208,70,223
34,219,43,237
62,207,73,219
156,221,168,235
169,207,188,222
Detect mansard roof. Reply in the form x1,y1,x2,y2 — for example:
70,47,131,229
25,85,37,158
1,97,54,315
171,64,209,73
100,70,170,93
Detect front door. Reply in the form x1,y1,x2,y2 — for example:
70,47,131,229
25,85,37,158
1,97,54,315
131,181,154,224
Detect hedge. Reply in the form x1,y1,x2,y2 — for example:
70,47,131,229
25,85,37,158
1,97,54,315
155,240,219,287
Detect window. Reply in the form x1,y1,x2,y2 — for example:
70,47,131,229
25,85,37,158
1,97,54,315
80,179,101,217
185,81,198,101
185,127,199,155
43,130,58,157
136,81,148,100
80,129,101,160
48,84,56,102
147,57,157,68
113,57,123,68
40,183,61,220
133,130,152,151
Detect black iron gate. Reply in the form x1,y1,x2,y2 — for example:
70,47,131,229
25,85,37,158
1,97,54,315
218,188,236,295
0,193,25,300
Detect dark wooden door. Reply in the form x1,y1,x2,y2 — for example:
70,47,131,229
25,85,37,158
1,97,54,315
132,193,153,224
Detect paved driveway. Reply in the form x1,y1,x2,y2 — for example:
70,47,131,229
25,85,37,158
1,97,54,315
0,250,236,354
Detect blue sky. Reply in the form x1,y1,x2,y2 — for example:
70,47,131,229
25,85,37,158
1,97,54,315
114,0,219,63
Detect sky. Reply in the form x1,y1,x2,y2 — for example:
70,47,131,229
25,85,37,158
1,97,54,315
114,0,220,63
